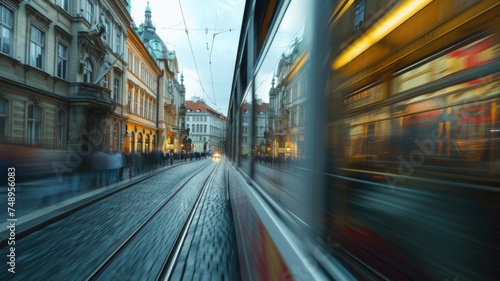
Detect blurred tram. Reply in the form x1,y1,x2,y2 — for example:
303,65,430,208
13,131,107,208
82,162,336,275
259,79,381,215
227,1,499,280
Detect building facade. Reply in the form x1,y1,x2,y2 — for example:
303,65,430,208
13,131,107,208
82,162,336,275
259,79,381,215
0,0,186,156
185,97,226,154
0,0,131,153
240,99,269,157
132,3,186,153
268,37,307,159
125,25,161,154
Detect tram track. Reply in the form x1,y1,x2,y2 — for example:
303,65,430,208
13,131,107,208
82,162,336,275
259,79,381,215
157,160,220,281
0,161,194,248
86,160,219,281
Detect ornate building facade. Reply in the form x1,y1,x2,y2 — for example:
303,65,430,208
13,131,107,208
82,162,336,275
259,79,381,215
131,2,186,153
240,100,269,156
185,97,226,154
0,0,130,153
125,25,161,153
269,37,308,159
0,0,186,155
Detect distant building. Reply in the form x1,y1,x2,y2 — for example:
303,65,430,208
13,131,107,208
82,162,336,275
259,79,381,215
185,97,226,154
240,99,270,156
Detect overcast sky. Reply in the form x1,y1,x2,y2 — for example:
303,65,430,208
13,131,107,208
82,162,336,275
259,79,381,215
131,0,245,116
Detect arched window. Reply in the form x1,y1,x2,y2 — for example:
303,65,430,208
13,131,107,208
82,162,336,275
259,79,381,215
0,97,8,140
84,59,93,83
145,134,149,153
151,135,155,151
56,110,65,150
28,104,41,145
204,125,207,133
137,132,143,153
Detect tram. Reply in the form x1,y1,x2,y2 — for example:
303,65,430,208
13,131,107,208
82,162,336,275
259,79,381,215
227,1,499,280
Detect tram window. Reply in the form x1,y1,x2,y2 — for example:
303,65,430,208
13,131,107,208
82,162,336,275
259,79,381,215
239,87,252,176
250,0,311,219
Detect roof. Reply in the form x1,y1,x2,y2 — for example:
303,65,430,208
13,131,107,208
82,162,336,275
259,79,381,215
241,102,269,113
185,100,227,119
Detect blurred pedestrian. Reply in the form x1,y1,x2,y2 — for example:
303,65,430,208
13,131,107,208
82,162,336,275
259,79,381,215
119,152,128,181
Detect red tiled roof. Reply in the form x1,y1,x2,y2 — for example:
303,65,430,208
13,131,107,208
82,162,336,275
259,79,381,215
185,100,226,118
241,102,269,113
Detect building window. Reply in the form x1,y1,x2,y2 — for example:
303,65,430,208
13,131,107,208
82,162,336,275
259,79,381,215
28,104,41,146
153,102,156,122
85,0,95,24
0,97,8,140
113,78,119,103
148,100,152,120
84,60,93,82
145,134,149,153
151,135,155,151
140,95,144,117
57,43,68,80
58,0,69,12
128,91,131,112
0,5,13,55
353,0,365,31
56,110,65,150
29,26,45,69
115,30,122,54
103,19,110,45
134,92,138,114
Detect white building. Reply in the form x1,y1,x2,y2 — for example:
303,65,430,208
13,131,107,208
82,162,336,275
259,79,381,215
185,97,226,154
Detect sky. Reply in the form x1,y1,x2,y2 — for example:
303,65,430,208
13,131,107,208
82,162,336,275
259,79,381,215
131,0,246,116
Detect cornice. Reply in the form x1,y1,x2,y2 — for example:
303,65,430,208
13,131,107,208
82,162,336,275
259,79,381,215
54,25,73,42
25,3,52,28
2,0,22,9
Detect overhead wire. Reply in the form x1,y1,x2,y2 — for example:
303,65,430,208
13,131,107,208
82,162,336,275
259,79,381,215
208,5,218,109
177,0,215,105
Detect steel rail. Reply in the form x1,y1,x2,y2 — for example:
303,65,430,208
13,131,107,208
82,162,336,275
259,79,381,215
157,160,220,281
86,161,214,281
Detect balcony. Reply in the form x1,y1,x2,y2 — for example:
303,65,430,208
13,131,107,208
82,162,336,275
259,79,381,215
70,83,116,114
69,83,115,111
